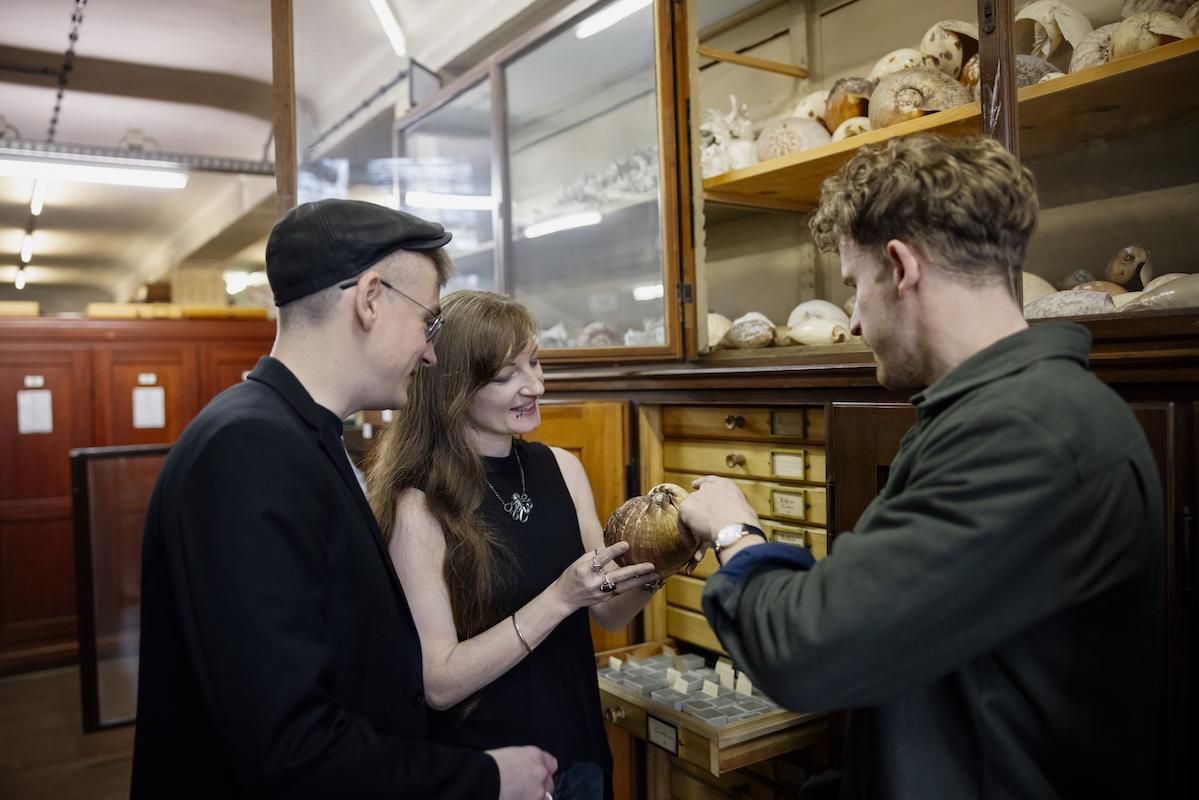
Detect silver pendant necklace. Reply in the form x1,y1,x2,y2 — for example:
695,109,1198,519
485,446,533,523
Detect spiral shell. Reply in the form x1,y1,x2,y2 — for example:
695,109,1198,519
793,90,829,124
831,116,872,141
1111,12,1193,59
824,77,874,134
1104,244,1152,287
871,67,972,129
1014,1,1094,61
1069,22,1121,72
920,19,979,78
604,483,695,577
723,312,775,349
755,117,831,161
867,48,923,82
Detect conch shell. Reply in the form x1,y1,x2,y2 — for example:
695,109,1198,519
1024,289,1116,318
604,483,695,577
824,77,874,134
1118,273,1199,311
1074,280,1127,295
723,312,774,349
871,67,972,129
793,90,829,125
1022,271,1058,305
784,317,850,346
707,312,732,350
920,20,979,78
1069,22,1121,72
1104,244,1153,290
755,117,831,161
867,48,923,82
1111,12,1193,59
787,298,851,330
831,116,871,141
1014,1,1094,61
1122,1,1192,17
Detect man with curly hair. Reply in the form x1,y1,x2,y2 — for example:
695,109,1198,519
679,134,1163,798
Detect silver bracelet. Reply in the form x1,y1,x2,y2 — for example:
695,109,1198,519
512,613,533,654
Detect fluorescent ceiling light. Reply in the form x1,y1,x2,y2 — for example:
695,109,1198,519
632,282,663,301
522,211,603,239
30,179,45,216
404,191,493,211
15,267,26,291
20,233,33,264
0,157,187,189
576,0,652,39
368,0,407,58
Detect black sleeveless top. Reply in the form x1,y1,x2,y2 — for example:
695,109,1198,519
429,439,613,797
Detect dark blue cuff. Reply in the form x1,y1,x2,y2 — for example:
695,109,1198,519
720,541,815,583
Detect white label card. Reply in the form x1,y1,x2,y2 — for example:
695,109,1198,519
647,716,678,755
719,671,734,689
772,490,807,519
672,676,690,693
666,668,681,685
23,375,44,388
137,372,158,386
132,386,166,429
16,389,53,434
771,451,808,479
702,680,719,697
736,673,753,696
608,656,623,671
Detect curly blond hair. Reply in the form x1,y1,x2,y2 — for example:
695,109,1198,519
809,134,1038,286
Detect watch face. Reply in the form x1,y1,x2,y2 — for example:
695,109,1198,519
715,523,745,548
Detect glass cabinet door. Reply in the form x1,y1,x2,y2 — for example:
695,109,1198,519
396,81,497,293
502,0,672,351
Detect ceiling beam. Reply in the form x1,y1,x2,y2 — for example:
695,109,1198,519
0,44,273,121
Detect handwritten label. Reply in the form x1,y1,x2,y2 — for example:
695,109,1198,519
647,716,678,755
772,489,807,520
770,409,805,437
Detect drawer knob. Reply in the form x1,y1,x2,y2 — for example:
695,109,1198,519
723,414,746,430
725,453,746,468
603,706,626,723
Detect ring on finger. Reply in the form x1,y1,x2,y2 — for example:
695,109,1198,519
599,575,616,593
590,548,603,573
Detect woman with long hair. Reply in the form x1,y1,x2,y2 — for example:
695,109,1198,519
368,291,662,800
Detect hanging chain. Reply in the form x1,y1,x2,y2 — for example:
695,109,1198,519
485,448,534,523
47,0,89,143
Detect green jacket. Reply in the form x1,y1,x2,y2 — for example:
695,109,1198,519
703,323,1163,799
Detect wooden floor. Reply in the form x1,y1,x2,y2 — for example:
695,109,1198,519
0,667,133,799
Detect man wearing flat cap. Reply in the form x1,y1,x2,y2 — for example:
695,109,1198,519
133,199,557,800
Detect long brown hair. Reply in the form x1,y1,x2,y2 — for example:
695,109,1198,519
367,290,540,641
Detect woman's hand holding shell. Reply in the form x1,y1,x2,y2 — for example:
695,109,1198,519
550,541,657,609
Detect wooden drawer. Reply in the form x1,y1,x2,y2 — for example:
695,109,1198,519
667,606,724,653
596,640,825,777
664,440,826,484
665,472,827,525
668,757,776,799
763,521,828,560
663,406,826,443
666,574,706,612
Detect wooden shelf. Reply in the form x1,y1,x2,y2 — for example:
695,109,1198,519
702,36,1199,212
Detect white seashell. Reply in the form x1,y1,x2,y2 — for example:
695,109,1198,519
734,311,772,327
707,312,732,350
1111,12,1194,59
873,67,972,129
1014,1,1094,60
1119,274,1199,311
755,117,831,161
1022,271,1058,304
1024,289,1116,318
1185,1,1199,32
774,325,791,347
1038,70,1067,82
1122,0,1191,18
1112,291,1143,307
867,48,924,82
539,322,569,348
579,321,620,347
1069,22,1121,72
725,140,757,171
920,20,979,78
823,77,874,134
831,116,872,141
786,299,851,330
793,90,829,124
1144,272,1187,291
724,312,775,349
784,317,851,346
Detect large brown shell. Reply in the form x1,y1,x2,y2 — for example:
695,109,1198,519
1104,244,1152,287
870,67,972,129
824,77,873,134
603,483,695,577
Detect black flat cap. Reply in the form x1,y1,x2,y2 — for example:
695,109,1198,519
266,199,452,306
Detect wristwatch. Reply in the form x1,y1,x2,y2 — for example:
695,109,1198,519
713,523,766,564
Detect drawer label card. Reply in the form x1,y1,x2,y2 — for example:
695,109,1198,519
23,374,44,388
771,451,808,479
770,410,805,437
772,489,807,519
771,530,808,548
647,716,678,756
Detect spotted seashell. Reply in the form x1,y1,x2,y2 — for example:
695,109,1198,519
920,19,979,78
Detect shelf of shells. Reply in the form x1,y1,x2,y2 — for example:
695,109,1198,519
640,404,829,655
689,0,1199,353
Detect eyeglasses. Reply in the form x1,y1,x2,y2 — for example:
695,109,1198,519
339,278,443,341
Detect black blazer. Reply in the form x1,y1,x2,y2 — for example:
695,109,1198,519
132,357,498,799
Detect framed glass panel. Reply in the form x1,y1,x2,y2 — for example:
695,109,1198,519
503,0,669,350
71,445,169,731
396,81,497,293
